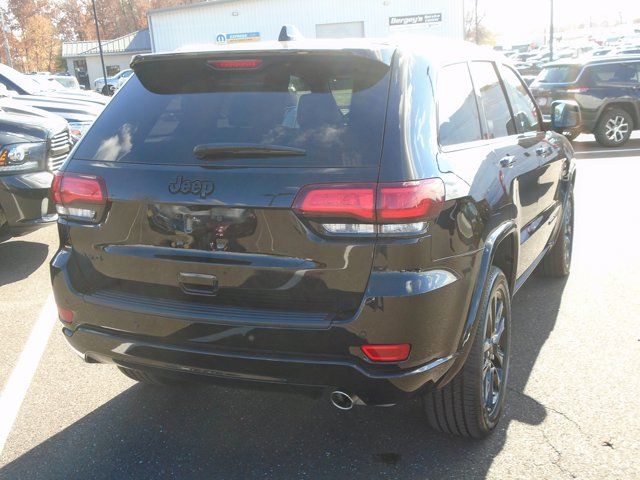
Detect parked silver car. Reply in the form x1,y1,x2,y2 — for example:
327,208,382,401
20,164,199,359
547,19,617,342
94,69,133,94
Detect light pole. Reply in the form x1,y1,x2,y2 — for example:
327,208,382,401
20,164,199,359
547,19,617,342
549,0,554,62
91,0,109,94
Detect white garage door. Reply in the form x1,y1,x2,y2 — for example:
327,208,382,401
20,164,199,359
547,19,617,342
315,21,365,39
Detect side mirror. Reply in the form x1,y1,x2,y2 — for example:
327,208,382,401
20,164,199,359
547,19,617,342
551,100,581,132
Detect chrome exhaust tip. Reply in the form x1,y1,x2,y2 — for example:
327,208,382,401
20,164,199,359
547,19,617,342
330,390,355,411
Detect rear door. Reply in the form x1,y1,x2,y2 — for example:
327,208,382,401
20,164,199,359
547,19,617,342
498,64,564,265
63,51,392,325
469,61,547,277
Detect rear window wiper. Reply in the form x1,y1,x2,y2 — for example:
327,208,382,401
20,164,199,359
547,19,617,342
193,143,307,160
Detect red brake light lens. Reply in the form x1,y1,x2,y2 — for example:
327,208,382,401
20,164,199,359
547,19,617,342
361,344,411,362
377,179,444,223
57,306,74,324
52,172,106,206
293,183,376,222
208,59,263,69
293,178,444,226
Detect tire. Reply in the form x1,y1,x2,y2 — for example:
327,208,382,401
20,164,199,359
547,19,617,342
101,84,114,96
424,266,511,438
594,108,633,147
539,191,574,278
117,366,185,386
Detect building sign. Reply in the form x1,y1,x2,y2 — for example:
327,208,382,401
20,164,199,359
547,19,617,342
216,32,261,45
389,13,442,30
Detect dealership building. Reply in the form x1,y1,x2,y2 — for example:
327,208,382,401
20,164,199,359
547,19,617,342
147,0,464,52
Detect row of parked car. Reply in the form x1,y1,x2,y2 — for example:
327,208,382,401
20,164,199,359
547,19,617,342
509,39,640,82
0,62,107,240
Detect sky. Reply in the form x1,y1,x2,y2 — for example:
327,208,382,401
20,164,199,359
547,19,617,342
480,0,640,41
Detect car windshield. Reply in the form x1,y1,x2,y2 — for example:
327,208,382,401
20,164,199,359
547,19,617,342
536,65,582,83
74,54,391,167
0,66,47,94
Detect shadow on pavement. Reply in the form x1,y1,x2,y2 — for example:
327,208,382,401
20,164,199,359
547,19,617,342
0,277,566,479
0,241,49,287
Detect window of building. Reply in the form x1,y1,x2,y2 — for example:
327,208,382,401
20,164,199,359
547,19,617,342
106,65,121,76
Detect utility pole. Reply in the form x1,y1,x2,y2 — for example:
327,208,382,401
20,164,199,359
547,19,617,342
0,11,12,68
91,0,109,95
474,0,479,44
549,0,554,62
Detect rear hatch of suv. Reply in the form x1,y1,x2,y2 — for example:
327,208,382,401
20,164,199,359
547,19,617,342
530,63,583,116
58,49,393,327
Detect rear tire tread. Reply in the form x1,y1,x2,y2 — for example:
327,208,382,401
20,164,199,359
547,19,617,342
423,267,510,438
539,191,573,278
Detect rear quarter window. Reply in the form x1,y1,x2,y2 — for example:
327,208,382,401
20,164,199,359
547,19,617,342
584,63,640,86
437,63,483,147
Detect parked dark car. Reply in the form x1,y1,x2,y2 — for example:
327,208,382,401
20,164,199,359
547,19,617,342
50,38,577,438
530,55,640,146
0,106,71,239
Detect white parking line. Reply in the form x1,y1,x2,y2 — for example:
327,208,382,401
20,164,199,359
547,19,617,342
0,295,57,455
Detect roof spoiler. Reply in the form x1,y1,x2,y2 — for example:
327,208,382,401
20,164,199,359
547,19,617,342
278,25,303,42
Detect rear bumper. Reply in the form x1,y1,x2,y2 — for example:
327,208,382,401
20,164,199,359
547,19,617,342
51,248,479,405
0,171,57,235
63,324,456,405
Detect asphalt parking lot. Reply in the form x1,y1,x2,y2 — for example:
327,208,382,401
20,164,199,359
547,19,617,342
0,134,639,480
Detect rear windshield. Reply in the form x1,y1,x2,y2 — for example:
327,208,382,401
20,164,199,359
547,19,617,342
74,54,391,167
536,65,582,83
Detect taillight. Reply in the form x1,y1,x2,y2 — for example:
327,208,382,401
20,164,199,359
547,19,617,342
377,180,444,223
361,344,411,362
52,172,107,222
208,59,263,69
293,183,376,222
293,178,444,236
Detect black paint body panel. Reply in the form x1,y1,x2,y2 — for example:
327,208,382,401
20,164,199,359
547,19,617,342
51,41,576,404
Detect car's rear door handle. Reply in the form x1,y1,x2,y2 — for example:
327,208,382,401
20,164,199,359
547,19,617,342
500,155,517,168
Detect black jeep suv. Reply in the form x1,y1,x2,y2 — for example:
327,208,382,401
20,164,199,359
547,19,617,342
530,55,640,146
0,107,71,239
50,39,577,438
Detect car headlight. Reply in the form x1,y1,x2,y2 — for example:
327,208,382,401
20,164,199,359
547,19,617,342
68,121,93,142
0,142,46,173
